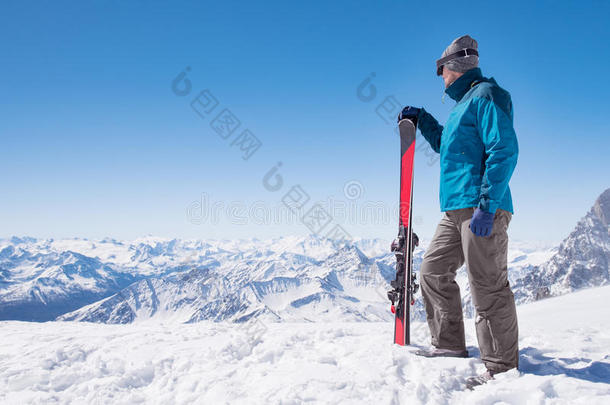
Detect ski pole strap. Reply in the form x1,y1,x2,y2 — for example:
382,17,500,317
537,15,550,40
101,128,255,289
436,48,479,75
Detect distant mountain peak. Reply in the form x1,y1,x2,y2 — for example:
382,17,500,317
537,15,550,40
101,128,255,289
515,188,610,301
592,188,610,227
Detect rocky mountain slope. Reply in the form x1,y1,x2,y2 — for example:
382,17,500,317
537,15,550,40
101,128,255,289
514,188,610,301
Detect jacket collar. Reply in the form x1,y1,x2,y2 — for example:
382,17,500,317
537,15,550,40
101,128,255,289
445,67,484,101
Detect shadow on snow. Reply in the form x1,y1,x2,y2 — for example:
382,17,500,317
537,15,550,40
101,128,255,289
519,347,610,384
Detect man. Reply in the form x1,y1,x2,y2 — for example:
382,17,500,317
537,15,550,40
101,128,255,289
398,35,519,388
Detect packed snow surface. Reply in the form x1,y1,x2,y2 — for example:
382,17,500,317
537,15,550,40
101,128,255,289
1,286,609,404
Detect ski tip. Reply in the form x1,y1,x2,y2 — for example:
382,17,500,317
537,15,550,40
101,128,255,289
398,118,416,130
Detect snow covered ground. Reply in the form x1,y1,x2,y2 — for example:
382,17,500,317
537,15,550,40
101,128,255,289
1,286,609,404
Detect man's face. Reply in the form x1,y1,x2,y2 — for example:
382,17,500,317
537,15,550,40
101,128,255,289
441,67,464,89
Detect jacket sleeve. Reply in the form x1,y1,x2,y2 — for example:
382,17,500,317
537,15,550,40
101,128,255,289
476,98,519,213
416,108,442,153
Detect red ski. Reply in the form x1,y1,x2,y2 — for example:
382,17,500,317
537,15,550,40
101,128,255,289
388,118,419,345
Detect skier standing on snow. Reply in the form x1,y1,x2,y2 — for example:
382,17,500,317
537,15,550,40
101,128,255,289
398,35,519,388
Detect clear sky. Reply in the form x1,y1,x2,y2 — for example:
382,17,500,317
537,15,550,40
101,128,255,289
1,0,609,243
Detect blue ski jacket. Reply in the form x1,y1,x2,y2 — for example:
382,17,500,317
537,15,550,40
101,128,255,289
417,68,518,214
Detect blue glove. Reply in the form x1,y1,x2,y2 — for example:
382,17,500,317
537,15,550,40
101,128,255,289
397,106,420,123
469,208,494,237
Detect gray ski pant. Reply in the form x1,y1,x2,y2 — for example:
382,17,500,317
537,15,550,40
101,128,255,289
420,207,519,372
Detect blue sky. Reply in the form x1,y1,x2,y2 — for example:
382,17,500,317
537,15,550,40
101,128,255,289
1,0,609,243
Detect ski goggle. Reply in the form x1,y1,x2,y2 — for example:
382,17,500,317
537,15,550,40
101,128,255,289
436,48,479,76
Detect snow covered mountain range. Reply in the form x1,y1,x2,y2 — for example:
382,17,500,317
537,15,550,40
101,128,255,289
513,188,610,302
1,189,608,324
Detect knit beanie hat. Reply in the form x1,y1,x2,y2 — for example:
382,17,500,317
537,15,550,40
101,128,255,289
436,35,479,75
